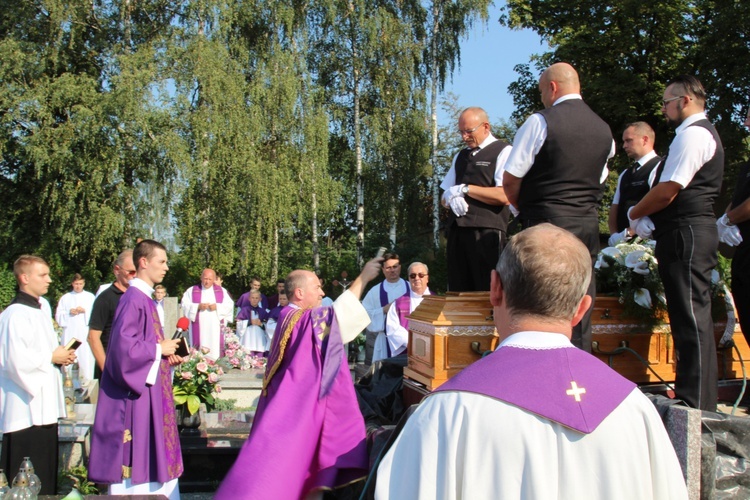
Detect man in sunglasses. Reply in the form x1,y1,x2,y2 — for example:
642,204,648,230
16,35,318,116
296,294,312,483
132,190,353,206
384,262,431,358
88,249,135,379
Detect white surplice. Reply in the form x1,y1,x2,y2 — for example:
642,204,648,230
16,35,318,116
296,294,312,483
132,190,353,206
0,298,66,433
55,290,96,381
375,332,688,500
240,310,267,353
181,286,234,359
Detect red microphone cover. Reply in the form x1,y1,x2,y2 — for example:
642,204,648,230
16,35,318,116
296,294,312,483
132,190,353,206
176,317,190,331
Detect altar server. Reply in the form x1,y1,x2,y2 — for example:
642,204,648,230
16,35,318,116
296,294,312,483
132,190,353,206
56,273,96,381
0,255,76,495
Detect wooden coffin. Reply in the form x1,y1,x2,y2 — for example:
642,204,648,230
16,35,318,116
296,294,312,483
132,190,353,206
404,293,750,390
591,296,750,384
404,292,498,390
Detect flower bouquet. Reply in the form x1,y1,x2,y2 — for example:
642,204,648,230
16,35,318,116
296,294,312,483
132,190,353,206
173,347,223,415
595,238,667,326
217,330,267,371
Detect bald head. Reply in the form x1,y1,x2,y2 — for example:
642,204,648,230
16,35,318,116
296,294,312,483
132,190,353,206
458,107,491,148
285,270,324,309
201,269,216,289
539,62,581,108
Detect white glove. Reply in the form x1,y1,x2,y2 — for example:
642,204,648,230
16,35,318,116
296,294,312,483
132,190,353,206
633,216,655,239
627,207,654,239
509,204,520,217
607,229,629,247
717,214,743,246
449,196,469,217
447,184,466,199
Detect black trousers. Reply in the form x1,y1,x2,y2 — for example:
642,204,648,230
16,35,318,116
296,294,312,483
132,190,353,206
655,224,718,411
519,215,599,352
732,240,750,349
446,225,505,292
1,423,58,495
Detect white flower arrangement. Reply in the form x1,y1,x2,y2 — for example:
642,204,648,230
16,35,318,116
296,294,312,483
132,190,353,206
595,238,667,325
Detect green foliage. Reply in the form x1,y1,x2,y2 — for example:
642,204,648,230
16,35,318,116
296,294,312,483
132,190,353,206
214,398,237,412
58,464,99,495
0,267,15,311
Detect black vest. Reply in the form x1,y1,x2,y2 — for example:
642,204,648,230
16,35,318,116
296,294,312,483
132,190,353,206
731,161,750,238
518,100,613,219
615,156,661,232
449,139,511,231
651,119,724,237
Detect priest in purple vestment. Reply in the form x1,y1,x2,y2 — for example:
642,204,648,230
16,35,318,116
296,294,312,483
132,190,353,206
89,240,185,500
216,258,384,500
374,224,688,499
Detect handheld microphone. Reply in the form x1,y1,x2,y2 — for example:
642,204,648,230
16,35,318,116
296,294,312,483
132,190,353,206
172,317,190,340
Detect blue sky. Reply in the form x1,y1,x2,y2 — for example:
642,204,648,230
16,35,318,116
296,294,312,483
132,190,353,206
437,4,548,128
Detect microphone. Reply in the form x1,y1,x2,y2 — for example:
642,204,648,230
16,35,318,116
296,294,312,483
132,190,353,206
172,317,190,340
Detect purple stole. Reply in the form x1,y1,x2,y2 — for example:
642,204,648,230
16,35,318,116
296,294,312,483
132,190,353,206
379,279,409,307
191,284,224,349
385,292,412,357
435,342,636,434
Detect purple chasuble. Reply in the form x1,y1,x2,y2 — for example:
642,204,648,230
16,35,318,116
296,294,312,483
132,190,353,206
436,341,636,434
89,287,183,485
191,284,224,348
267,305,283,323
216,305,367,499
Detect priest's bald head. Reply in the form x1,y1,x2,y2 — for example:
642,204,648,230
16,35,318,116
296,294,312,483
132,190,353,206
491,224,593,341
201,269,216,289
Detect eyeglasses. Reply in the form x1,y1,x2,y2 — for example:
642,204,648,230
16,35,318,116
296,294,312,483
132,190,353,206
458,123,485,136
662,95,684,107
125,269,136,276
409,273,428,279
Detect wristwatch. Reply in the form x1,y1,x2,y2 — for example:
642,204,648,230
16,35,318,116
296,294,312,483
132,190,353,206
461,185,469,195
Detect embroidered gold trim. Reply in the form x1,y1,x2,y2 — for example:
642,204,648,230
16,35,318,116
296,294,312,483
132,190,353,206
262,308,305,396
122,465,131,479
123,429,132,443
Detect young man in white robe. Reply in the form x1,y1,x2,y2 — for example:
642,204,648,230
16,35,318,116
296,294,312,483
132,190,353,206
0,255,77,495
55,273,96,381
375,224,688,500
180,268,234,359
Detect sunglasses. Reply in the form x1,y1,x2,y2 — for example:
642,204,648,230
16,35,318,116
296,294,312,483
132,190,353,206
409,273,427,279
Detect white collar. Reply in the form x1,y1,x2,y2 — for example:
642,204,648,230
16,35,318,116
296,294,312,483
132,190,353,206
130,277,154,297
552,94,582,106
500,330,575,350
636,150,658,167
675,112,707,134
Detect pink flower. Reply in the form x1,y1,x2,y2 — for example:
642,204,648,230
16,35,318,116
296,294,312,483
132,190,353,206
181,372,194,380
225,349,235,358
196,362,208,373
230,358,240,366
216,385,222,393
201,346,211,355
208,373,219,383
217,368,224,375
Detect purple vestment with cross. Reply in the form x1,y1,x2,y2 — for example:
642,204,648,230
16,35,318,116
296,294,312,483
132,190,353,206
435,334,636,434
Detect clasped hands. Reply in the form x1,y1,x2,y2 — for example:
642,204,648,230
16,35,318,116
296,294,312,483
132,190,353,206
716,214,743,246
198,303,217,312
627,207,655,239
444,184,469,217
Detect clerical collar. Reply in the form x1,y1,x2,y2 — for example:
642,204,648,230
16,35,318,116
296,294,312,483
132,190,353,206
10,291,42,309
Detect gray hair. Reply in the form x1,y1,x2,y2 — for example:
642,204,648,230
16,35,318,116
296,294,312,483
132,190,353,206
497,224,591,321
407,262,429,275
